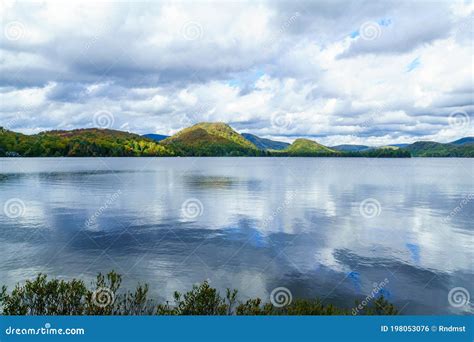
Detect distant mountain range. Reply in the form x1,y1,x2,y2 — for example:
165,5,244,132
331,139,474,157
403,141,474,157
450,137,474,145
241,133,290,150
1,123,472,157
388,143,410,148
331,144,370,152
143,133,169,142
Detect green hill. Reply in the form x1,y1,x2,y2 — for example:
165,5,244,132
281,138,338,156
449,137,474,146
403,141,474,157
241,133,290,150
161,122,261,156
356,146,411,158
0,128,172,157
276,139,410,157
1,124,471,158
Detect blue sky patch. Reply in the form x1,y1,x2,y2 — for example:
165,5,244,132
350,18,391,38
378,18,392,27
406,57,421,72
227,69,265,88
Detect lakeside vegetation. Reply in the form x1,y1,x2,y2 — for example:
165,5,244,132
0,128,172,157
1,122,472,157
404,141,474,157
0,271,397,316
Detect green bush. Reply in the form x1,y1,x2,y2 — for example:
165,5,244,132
0,272,397,315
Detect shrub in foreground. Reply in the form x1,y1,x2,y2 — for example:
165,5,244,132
0,271,397,315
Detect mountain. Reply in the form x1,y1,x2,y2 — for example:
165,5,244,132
331,144,370,152
356,145,411,157
331,144,412,152
450,137,474,145
241,133,290,150
1,124,470,158
282,138,337,156
388,143,409,148
358,147,411,157
403,141,474,157
374,145,399,150
143,133,169,142
0,128,172,157
160,122,261,156
279,139,410,157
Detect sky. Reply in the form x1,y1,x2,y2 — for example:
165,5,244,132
1,0,473,146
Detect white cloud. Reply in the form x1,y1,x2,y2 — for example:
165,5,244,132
0,0,472,145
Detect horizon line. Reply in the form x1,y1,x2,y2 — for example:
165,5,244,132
2,124,471,147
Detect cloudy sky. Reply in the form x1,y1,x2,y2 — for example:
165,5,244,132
1,0,472,145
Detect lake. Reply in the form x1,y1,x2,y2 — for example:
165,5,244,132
0,157,472,314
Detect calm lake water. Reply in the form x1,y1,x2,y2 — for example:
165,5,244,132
0,157,472,314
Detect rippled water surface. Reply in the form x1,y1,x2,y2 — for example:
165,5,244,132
1,157,472,314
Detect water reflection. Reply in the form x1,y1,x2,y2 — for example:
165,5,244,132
0,157,472,314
